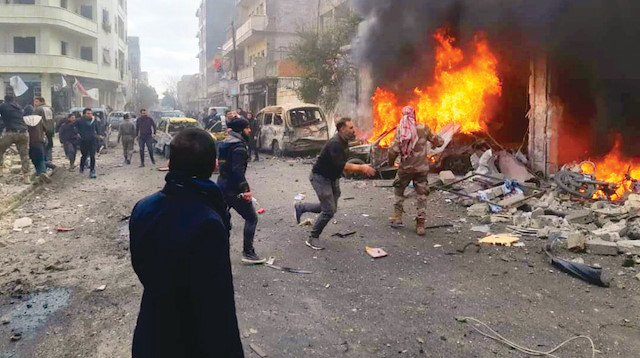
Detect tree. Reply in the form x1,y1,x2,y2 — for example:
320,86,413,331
135,83,159,111
289,14,360,112
161,90,178,109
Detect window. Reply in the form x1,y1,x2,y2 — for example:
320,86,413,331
117,17,125,40
289,108,324,127
14,37,36,54
61,41,68,56
264,113,273,125
14,0,35,4
60,0,68,9
102,9,111,32
256,113,264,125
80,46,93,61
103,48,111,65
80,5,93,20
274,114,283,126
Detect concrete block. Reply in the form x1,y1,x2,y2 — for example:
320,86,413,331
625,194,640,210
617,240,640,256
531,208,545,219
498,193,525,207
567,232,585,250
467,203,488,217
586,238,619,256
10,165,22,174
512,215,531,228
439,171,456,185
566,209,594,225
599,232,621,242
533,215,562,229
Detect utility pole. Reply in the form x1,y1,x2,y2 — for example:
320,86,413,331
231,20,239,109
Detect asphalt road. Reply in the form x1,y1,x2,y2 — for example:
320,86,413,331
0,144,638,357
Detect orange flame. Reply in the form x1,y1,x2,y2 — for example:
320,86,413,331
369,29,502,147
580,136,640,200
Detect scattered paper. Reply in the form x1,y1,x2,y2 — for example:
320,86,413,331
479,233,521,247
365,246,388,259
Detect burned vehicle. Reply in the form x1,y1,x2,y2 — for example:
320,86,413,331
346,123,487,179
255,104,330,156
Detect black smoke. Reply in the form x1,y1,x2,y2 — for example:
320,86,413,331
354,0,640,156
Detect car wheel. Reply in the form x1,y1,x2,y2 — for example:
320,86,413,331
164,145,170,159
343,158,367,180
272,141,282,157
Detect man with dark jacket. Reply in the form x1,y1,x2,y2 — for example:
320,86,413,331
246,111,259,161
34,97,56,170
129,128,244,358
217,115,266,264
136,108,156,167
0,95,31,184
118,114,136,164
294,118,376,250
75,108,99,179
24,111,51,184
59,114,79,170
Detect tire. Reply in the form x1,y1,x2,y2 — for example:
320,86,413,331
343,158,366,180
272,141,282,157
164,145,171,159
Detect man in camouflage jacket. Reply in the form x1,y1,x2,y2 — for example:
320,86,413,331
388,106,444,236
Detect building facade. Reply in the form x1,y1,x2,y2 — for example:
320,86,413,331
221,0,315,113
0,0,129,112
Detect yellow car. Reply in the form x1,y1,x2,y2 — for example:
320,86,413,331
206,120,229,143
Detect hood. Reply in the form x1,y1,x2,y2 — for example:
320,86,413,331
23,115,42,127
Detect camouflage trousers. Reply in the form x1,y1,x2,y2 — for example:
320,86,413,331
0,132,30,174
393,171,431,220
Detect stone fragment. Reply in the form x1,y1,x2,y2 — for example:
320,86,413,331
617,240,640,256
13,217,33,230
467,203,488,217
567,232,585,250
512,214,531,228
531,208,545,219
625,194,640,214
439,171,456,185
599,232,621,243
532,215,562,229
566,210,594,225
10,166,22,174
627,220,640,240
586,238,619,256
498,193,525,207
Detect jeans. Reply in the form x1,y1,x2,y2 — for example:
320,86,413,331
299,173,341,238
0,131,30,174
63,142,77,166
45,130,54,164
139,136,155,164
29,144,46,175
80,139,96,172
226,195,258,252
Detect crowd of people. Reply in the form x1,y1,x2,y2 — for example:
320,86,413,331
128,105,442,357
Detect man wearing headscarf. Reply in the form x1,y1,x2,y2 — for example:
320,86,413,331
388,106,444,236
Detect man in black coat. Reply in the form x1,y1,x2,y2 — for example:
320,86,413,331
129,128,244,358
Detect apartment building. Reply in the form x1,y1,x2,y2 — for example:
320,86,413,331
0,0,130,112
222,0,316,112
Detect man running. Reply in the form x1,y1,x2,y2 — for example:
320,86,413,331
294,118,376,250
75,108,99,179
217,117,265,264
136,109,156,167
34,97,56,170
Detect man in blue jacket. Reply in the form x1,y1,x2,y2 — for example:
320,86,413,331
129,128,244,358
217,114,266,264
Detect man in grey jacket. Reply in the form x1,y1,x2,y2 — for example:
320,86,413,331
118,114,136,165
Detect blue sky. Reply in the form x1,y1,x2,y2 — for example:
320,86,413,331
128,0,200,94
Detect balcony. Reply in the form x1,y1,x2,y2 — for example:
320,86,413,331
0,54,99,78
237,59,302,84
222,15,266,56
0,5,98,38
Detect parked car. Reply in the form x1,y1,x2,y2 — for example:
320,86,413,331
206,120,228,143
151,110,184,125
255,104,329,156
154,117,201,158
108,111,136,129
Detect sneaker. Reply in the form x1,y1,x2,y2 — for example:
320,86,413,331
89,171,96,179
38,173,52,184
241,250,267,265
305,236,324,250
293,202,303,224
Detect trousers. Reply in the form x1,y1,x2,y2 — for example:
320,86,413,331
226,195,258,252
139,136,155,164
299,173,341,238
393,171,430,220
29,144,46,175
0,132,30,174
80,139,96,172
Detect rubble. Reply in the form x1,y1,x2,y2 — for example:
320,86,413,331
567,232,586,251
617,241,640,256
467,203,488,217
439,171,456,185
585,239,619,256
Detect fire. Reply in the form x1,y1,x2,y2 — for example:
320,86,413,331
369,29,502,147
579,136,640,200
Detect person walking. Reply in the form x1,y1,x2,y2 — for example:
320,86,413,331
118,114,136,165
75,108,99,179
58,114,79,170
388,106,444,235
217,117,266,264
294,118,376,250
0,95,31,184
129,128,244,358
136,109,156,167
246,111,259,161
23,111,51,184
34,97,56,170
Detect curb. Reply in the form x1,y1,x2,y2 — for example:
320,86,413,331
0,169,60,219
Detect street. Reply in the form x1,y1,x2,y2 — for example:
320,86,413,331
0,144,639,358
